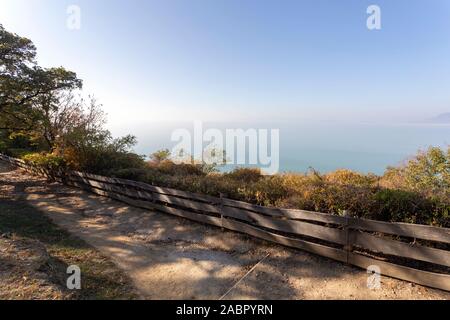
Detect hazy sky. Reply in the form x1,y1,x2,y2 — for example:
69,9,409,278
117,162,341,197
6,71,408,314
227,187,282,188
1,0,450,127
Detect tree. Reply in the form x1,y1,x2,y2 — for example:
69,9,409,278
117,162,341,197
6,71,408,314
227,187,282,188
0,24,82,134
38,94,143,172
383,146,450,200
150,149,171,164
0,24,144,174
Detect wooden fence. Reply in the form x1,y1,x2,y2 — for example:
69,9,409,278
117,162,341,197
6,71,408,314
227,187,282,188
1,153,449,292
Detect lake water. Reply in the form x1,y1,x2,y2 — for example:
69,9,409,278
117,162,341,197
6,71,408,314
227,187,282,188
110,121,450,175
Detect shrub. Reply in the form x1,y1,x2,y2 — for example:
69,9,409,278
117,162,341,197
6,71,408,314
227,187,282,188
149,149,171,164
278,179,376,216
225,167,262,182
22,153,66,171
381,146,450,200
61,134,146,175
92,151,146,176
370,189,432,225
5,148,34,158
247,175,289,205
0,141,6,153
113,168,150,181
324,169,378,187
151,160,206,176
431,200,450,228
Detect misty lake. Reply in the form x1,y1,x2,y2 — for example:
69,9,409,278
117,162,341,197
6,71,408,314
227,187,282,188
110,121,450,175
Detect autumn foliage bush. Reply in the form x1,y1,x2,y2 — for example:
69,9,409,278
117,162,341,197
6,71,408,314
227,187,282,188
22,152,66,171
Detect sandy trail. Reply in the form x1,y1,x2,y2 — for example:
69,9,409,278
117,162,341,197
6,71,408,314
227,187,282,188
0,161,448,300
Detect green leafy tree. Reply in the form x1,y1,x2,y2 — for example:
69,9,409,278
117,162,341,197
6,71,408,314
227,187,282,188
383,146,450,200
0,24,82,134
150,149,171,164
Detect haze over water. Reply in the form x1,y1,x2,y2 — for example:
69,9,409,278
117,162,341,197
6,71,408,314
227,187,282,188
111,121,450,175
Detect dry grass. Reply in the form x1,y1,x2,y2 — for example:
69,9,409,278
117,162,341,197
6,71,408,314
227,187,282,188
0,199,139,300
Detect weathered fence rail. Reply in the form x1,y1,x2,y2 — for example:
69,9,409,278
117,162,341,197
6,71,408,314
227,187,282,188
1,153,449,291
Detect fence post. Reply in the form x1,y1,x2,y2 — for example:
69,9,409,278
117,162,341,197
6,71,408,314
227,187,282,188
219,193,227,232
343,210,353,264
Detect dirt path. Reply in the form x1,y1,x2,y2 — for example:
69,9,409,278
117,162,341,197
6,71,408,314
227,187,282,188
0,162,448,300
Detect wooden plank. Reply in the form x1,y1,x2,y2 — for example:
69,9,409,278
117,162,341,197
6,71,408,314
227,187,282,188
70,173,252,222
244,212,347,245
348,252,450,292
68,175,224,215
66,181,156,211
141,184,220,204
279,208,347,225
68,176,155,202
353,231,450,267
222,218,347,263
10,158,25,164
70,171,120,184
349,218,450,244
151,202,223,228
221,198,346,225
151,192,222,214
221,206,253,223
70,171,221,204
66,179,224,228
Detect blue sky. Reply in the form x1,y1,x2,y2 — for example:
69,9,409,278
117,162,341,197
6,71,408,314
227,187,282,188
1,0,450,127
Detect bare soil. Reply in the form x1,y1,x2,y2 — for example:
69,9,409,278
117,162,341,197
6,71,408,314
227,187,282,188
0,161,449,300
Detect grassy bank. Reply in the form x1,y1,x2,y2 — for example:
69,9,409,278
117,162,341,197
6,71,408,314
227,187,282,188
0,199,138,300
